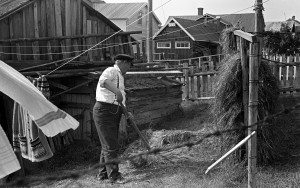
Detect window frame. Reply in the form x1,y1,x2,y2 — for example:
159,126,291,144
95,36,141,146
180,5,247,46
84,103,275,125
156,42,172,49
137,11,143,25
175,41,190,49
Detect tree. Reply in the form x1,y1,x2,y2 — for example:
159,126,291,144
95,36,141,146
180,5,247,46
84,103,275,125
263,23,300,55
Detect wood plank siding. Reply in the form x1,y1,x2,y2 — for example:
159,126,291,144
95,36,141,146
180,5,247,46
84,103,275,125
0,0,137,65
154,26,219,60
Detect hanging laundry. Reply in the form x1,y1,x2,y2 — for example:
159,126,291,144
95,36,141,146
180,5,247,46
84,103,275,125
0,124,21,179
0,60,79,137
36,76,50,99
12,102,53,162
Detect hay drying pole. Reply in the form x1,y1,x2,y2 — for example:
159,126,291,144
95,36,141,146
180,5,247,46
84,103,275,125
248,0,264,187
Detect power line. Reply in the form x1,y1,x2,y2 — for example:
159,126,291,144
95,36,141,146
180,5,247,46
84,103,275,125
44,0,174,76
0,0,272,74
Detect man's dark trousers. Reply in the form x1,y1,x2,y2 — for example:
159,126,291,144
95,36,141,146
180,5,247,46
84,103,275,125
93,101,123,180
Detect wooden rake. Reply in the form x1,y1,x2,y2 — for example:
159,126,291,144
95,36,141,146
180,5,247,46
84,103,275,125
120,103,151,151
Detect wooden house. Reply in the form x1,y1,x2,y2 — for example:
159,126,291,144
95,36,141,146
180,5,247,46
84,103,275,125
91,1,162,60
153,7,255,60
153,17,222,60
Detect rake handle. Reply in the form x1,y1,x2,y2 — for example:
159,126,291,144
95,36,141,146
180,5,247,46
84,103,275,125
119,103,151,151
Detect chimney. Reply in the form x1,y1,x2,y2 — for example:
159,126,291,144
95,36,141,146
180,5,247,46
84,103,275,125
198,8,203,16
292,16,295,20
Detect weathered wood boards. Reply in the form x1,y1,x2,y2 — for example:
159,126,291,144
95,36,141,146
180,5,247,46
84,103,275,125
0,0,140,64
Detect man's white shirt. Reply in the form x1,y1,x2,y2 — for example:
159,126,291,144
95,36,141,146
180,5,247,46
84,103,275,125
96,65,126,106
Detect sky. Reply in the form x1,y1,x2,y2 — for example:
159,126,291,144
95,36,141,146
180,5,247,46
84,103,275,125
104,0,300,24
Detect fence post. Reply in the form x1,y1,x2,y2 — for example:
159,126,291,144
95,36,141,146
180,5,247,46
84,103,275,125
183,61,189,99
208,57,214,96
281,55,287,89
287,55,294,92
295,54,300,89
190,59,195,99
196,57,201,98
201,61,208,97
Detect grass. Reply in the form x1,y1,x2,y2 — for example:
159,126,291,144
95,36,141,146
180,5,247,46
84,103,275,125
3,100,300,188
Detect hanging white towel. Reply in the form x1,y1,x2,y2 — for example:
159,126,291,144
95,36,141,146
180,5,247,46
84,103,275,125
0,61,79,137
0,125,21,179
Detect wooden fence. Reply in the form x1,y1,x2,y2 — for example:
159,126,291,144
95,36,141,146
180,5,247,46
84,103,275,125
153,54,223,100
154,53,300,100
263,53,300,94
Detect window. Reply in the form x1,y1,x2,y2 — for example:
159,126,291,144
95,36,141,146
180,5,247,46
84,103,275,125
138,11,143,24
175,41,190,49
157,42,171,49
168,22,176,27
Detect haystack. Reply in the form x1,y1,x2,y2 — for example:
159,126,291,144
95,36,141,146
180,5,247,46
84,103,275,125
214,28,288,165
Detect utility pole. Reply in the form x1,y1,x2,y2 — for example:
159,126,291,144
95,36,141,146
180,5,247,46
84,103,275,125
248,0,264,188
147,0,153,63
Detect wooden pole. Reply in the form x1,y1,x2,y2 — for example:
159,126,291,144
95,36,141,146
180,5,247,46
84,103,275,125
248,39,259,188
240,36,249,154
147,0,153,63
248,1,264,187
205,131,256,174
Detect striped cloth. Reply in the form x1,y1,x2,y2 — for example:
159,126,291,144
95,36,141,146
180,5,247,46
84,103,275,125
0,125,21,179
0,60,79,137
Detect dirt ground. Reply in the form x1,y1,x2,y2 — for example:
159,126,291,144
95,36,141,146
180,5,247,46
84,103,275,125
4,100,219,188
4,99,300,187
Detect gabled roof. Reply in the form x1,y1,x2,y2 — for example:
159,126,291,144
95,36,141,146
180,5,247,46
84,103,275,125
196,13,255,32
165,15,201,23
153,17,220,43
0,0,33,20
94,3,161,24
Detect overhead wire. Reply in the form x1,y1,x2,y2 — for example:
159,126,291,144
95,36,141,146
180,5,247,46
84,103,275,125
0,31,221,57
0,0,271,56
0,0,272,73
44,0,174,76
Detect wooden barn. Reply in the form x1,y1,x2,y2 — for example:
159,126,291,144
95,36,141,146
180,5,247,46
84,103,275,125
0,0,140,66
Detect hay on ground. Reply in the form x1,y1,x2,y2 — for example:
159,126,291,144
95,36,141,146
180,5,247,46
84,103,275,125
121,129,202,168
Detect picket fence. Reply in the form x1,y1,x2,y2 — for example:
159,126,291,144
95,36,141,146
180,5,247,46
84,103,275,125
263,53,300,94
156,53,300,100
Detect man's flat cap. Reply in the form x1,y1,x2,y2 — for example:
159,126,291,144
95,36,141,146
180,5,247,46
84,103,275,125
114,54,134,61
